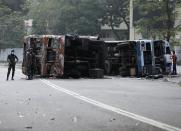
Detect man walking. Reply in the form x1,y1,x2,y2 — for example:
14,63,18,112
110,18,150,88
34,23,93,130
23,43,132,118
7,50,19,80
172,50,177,75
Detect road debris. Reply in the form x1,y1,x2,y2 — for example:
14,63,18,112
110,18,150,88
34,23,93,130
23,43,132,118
17,112,25,118
109,118,116,122
50,118,55,121
25,126,33,129
72,116,78,123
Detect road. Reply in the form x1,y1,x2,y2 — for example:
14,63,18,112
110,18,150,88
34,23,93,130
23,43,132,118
0,66,181,131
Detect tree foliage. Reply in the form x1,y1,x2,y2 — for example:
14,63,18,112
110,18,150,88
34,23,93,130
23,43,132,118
1,0,180,48
135,0,181,42
28,0,104,35
0,0,27,48
1,0,25,11
101,0,129,40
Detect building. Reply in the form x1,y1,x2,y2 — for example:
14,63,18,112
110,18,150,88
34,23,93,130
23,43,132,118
100,23,128,41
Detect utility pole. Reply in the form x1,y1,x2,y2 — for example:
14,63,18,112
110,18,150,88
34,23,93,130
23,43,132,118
129,0,135,40
24,19,33,35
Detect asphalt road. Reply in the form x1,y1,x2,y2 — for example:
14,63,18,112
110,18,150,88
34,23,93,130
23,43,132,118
0,66,181,131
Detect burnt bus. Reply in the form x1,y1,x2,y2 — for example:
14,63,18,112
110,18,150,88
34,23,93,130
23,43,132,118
22,35,64,78
105,41,138,76
135,40,172,75
104,40,172,77
22,35,105,78
64,35,105,78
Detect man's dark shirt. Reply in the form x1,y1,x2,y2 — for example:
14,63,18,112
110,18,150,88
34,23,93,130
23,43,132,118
7,54,18,65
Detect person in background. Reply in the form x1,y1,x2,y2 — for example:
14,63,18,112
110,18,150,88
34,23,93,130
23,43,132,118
26,48,35,80
172,50,177,75
7,50,19,80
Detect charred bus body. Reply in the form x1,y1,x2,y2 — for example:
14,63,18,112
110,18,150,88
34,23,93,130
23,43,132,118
22,35,105,78
136,40,172,76
104,40,172,77
22,35,171,78
22,35,64,78
64,35,105,78
152,40,172,74
104,41,137,76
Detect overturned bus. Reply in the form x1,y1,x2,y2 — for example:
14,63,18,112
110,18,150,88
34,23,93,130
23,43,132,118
104,40,172,77
22,35,105,79
138,40,172,75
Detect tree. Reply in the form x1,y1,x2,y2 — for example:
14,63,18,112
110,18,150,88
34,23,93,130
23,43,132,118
1,0,25,11
0,0,27,48
27,0,105,35
101,0,130,40
135,0,181,42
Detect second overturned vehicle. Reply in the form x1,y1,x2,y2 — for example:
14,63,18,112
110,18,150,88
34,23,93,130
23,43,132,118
104,40,172,77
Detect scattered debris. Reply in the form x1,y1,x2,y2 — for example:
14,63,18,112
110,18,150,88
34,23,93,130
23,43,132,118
24,98,31,105
72,116,78,123
19,115,24,118
17,112,24,118
50,118,55,121
109,118,116,122
146,74,163,79
163,77,169,82
25,126,32,129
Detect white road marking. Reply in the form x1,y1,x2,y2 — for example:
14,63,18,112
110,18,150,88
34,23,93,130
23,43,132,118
41,79,181,131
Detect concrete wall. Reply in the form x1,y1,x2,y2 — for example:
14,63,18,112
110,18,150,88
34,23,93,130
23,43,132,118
0,48,23,62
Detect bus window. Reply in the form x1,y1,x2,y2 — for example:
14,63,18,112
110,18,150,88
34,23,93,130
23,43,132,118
166,47,171,54
146,42,151,51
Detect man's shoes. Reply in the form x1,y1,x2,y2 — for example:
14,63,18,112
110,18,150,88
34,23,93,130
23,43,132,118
6,78,8,81
11,78,14,80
